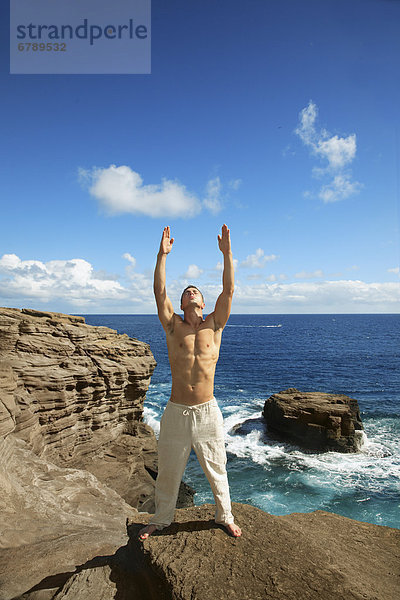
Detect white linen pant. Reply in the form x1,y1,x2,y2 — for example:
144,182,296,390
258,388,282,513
150,397,234,530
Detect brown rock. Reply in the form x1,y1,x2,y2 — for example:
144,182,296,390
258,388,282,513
0,306,156,455
132,503,400,600
13,504,399,600
0,434,138,600
0,307,193,512
0,307,194,599
263,387,364,452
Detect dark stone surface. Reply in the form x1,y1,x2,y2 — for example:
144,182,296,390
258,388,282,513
263,387,364,452
10,504,400,600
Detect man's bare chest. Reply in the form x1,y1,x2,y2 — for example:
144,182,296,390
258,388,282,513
168,322,221,359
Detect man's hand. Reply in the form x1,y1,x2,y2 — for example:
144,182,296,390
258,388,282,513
217,224,231,255
159,226,174,256
154,227,174,331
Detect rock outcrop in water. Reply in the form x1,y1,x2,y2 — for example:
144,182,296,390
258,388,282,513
263,387,364,452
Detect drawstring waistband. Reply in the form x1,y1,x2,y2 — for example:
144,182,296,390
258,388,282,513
167,397,217,417
182,406,201,416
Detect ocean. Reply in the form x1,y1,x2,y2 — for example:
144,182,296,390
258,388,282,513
81,313,400,530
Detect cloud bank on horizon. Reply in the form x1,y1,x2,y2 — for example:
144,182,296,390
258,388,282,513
1,252,398,314
295,101,362,203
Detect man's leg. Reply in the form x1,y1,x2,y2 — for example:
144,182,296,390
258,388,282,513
139,402,191,540
193,439,240,530
192,401,241,537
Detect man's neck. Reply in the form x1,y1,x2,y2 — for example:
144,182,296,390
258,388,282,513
183,307,204,329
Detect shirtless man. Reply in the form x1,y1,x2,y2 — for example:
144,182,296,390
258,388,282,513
139,224,241,540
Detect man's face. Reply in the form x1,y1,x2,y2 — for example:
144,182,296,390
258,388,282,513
180,287,205,310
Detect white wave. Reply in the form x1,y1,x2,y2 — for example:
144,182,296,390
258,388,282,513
223,399,265,415
226,429,288,465
222,406,263,430
143,406,161,437
223,411,400,494
148,381,171,390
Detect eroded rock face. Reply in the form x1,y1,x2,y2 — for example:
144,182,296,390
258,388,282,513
0,307,159,598
0,306,165,504
0,307,195,600
0,307,156,456
0,434,138,599
263,387,364,452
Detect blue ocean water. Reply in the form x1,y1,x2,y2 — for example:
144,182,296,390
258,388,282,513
82,313,400,529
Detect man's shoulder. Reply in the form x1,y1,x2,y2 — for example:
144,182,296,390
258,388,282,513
204,311,223,332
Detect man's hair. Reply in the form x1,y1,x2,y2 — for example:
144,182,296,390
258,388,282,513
180,285,204,305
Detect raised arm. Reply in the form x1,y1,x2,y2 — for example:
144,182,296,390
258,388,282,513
154,226,175,331
214,224,234,330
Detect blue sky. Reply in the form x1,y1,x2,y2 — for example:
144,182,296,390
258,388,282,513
1,0,399,314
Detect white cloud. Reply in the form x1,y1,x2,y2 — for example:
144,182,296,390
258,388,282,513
229,178,242,190
295,269,324,279
2,253,398,314
295,101,361,203
264,272,287,282
295,102,356,169
0,254,21,270
80,166,240,218
0,253,128,307
295,101,318,145
317,134,356,169
388,267,399,275
230,280,400,313
318,174,362,204
80,165,201,218
122,252,136,267
122,252,138,280
240,249,278,269
203,177,223,214
184,264,203,279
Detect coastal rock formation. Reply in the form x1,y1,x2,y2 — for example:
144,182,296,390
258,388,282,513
263,387,364,452
0,306,161,505
0,307,194,512
9,504,400,600
0,307,193,599
0,307,156,455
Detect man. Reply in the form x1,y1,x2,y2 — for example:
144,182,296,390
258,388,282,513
139,224,241,539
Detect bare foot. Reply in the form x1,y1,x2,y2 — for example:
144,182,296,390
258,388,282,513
224,522,242,537
138,524,158,541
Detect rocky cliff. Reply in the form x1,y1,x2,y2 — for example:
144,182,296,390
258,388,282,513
0,307,155,454
0,307,186,599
